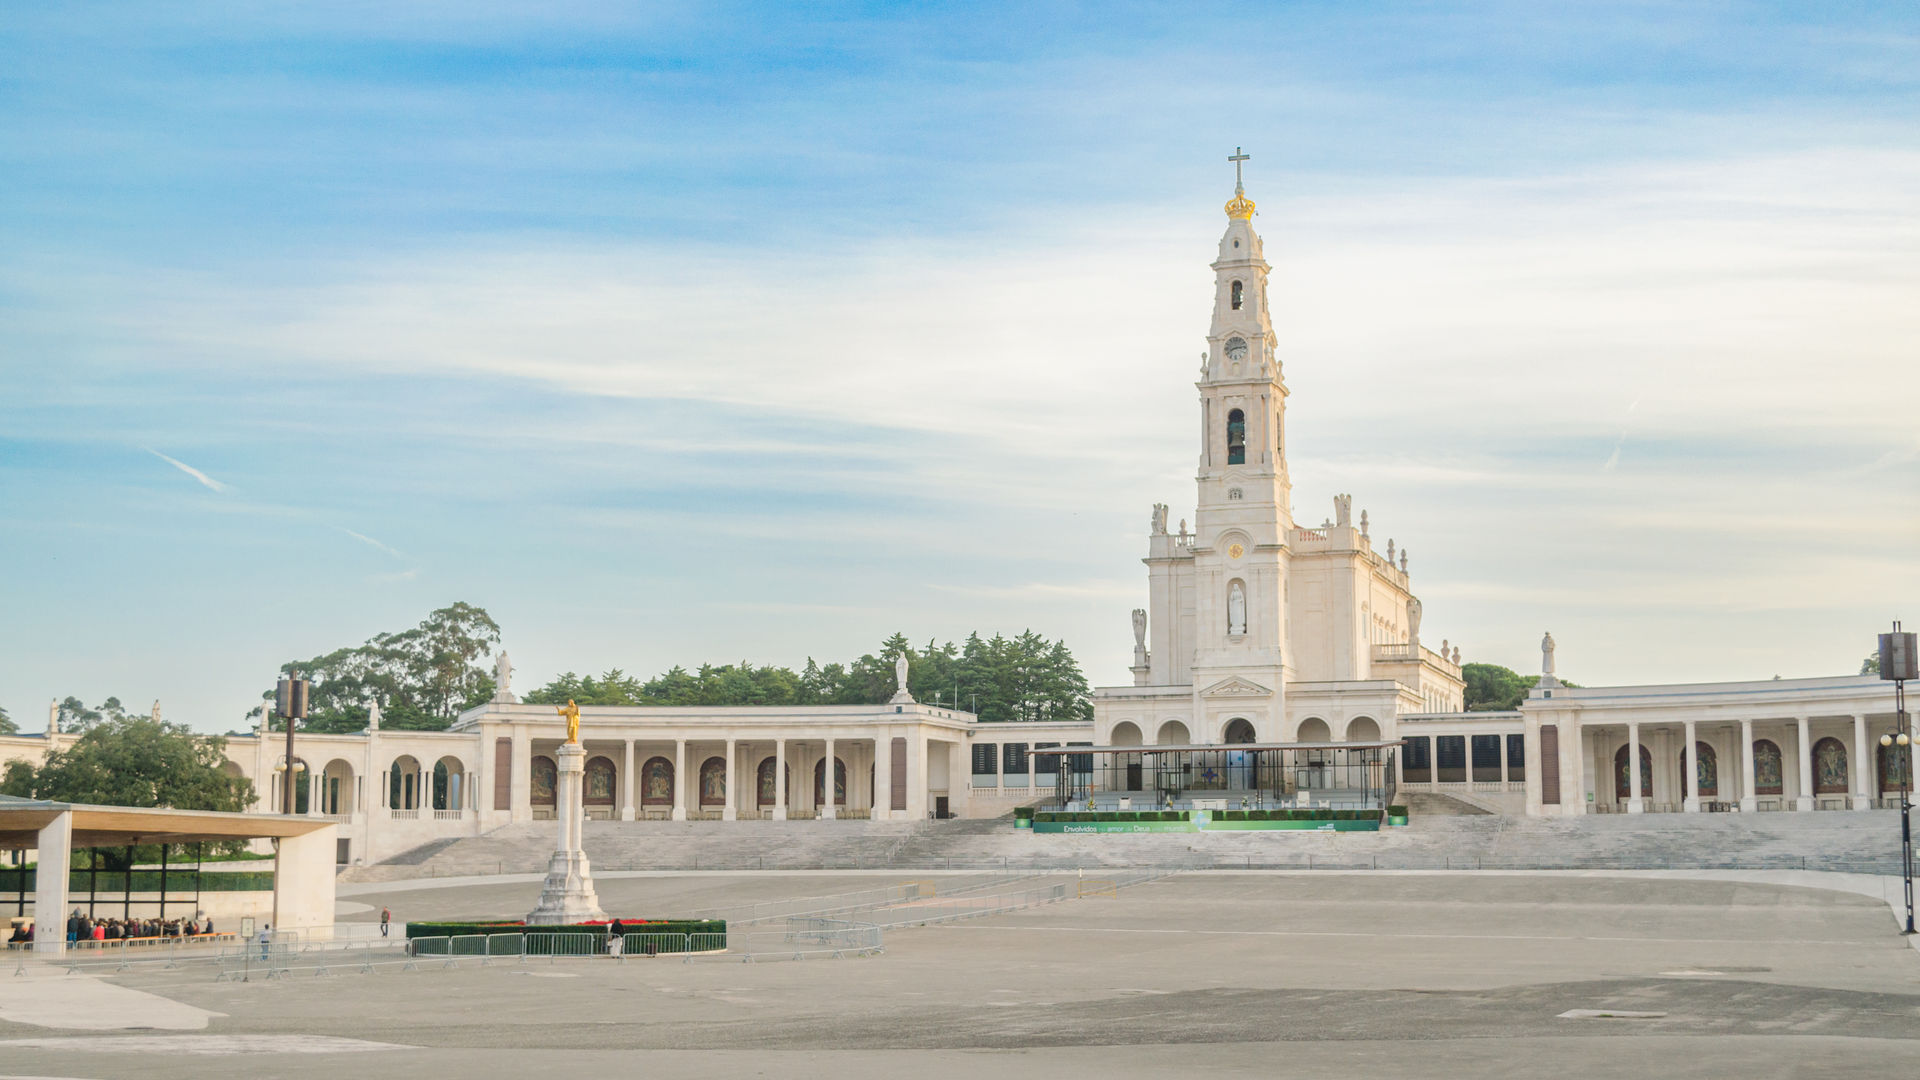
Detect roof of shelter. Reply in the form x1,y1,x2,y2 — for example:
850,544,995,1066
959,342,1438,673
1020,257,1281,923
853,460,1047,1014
1026,741,1404,756
0,795,335,849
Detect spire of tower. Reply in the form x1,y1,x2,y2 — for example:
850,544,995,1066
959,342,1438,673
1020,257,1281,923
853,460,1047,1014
1225,146,1255,220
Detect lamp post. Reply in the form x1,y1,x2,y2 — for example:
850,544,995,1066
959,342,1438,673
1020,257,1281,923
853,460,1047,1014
275,675,310,815
1877,623,1915,934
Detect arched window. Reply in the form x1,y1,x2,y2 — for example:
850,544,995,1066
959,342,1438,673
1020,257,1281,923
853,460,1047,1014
1223,718,1256,744
1230,280,1244,310
1226,408,1246,465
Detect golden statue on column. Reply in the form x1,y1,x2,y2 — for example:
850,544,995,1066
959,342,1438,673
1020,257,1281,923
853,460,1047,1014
557,699,581,744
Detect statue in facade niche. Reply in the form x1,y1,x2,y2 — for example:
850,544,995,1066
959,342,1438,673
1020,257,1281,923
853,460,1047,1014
1131,608,1148,650
1227,581,1247,636
1334,493,1351,528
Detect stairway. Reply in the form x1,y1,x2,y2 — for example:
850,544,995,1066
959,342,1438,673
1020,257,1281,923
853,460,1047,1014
338,807,1911,879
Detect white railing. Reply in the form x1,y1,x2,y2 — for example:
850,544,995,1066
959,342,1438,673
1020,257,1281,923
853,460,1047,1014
389,809,419,820
433,809,463,821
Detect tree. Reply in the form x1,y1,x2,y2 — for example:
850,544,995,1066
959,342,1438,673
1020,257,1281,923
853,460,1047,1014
0,715,252,811
1862,653,1881,676
1462,662,1578,711
519,629,1097,722
0,705,13,735
275,602,504,733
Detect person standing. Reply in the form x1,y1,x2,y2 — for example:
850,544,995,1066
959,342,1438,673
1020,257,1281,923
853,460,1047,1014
257,924,272,962
607,918,625,958
380,907,391,938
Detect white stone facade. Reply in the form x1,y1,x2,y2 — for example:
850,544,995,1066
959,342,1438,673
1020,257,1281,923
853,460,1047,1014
0,168,1909,851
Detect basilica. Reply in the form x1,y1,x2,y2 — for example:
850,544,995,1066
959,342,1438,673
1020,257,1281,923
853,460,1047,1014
1,161,1908,864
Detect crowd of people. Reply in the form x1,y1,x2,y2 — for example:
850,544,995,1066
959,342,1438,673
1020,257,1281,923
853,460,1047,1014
62,911,217,944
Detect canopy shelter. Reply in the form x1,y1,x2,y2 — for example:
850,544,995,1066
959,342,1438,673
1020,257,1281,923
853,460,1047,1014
1028,741,1402,812
0,795,337,955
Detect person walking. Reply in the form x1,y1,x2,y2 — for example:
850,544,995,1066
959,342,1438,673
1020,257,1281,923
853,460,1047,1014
607,918,625,958
380,907,391,938
257,924,272,962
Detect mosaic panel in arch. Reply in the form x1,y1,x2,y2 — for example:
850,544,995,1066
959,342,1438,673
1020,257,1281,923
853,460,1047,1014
1753,740,1784,795
585,757,616,800
1814,738,1848,794
1694,743,1717,797
532,757,557,803
642,758,673,804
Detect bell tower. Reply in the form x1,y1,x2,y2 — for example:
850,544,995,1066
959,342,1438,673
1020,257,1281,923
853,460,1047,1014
1181,149,1291,741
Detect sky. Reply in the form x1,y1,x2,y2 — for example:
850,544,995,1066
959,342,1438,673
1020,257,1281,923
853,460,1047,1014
2,2,1916,733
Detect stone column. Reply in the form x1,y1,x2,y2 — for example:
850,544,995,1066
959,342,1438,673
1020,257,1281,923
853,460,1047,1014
1851,714,1872,810
620,739,636,821
511,727,531,824
874,735,892,820
1027,741,1037,795
722,739,737,821
1682,720,1699,812
32,810,71,955
1626,721,1643,813
822,737,837,819
1740,719,1757,812
672,738,687,821
1795,716,1814,811
774,737,788,821
908,734,927,819
526,741,606,925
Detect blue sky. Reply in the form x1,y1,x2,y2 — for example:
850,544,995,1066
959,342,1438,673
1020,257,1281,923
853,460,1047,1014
2,2,1916,731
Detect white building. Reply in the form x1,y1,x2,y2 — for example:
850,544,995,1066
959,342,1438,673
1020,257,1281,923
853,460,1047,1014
0,160,1909,864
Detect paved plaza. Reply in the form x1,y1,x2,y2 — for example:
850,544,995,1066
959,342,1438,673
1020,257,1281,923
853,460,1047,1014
2,870,1917,1078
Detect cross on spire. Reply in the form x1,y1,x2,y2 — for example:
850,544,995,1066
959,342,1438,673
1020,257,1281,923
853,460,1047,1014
1228,147,1249,193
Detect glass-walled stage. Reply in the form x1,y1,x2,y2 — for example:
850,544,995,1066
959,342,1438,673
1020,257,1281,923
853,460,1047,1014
1028,742,1400,814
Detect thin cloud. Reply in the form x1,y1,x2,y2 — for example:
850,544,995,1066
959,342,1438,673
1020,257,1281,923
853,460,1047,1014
336,526,404,559
144,448,230,493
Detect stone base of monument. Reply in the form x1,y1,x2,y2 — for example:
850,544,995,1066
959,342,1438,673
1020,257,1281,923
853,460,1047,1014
525,849,606,924
526,742,608,925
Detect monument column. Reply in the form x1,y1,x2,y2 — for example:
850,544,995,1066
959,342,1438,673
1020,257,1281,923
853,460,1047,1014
673,738,687,821
1626,721,1643,813
621,739,636,821
822,737,837,819
1740,719,1757,812
527,701,606,924
1795,715,1815,811
1852,714,1873,810
774,737,788,821
722,738,737,821
1682,720,1699,812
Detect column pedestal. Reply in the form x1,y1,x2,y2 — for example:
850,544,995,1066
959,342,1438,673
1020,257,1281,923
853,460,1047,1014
526,743,606,925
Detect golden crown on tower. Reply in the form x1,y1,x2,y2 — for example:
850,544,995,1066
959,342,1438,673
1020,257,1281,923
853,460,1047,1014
1224,192,1256,220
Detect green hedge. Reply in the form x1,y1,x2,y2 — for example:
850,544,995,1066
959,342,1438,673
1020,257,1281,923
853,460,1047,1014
405,918,724,940
1387,805,1409,818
